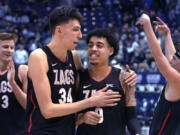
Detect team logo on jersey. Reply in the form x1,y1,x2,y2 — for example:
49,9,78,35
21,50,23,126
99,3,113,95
106,84,114,88
52,63,57,67
53,69,75,85
83,85,91,89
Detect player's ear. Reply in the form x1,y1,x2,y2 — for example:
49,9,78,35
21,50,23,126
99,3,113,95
55,25,63,35
109,46,114,56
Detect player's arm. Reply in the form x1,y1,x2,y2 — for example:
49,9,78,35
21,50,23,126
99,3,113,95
7,62,27,109
136,14,180,86
18,65,28,93
29,49,120,119
119,66,140,134
153,17,176,61
72,50,83,70
125,106,141,135
119,65,137,106
72,50,83,90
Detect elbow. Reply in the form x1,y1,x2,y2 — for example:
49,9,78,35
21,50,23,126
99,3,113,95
22,102,27,110
40,106,54,119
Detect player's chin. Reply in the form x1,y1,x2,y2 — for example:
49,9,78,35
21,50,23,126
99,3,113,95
89,60,98,65
69,45,76,50
73,42,78,47
4,57,12,62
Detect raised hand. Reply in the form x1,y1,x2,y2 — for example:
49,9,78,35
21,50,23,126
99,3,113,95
153,17,170,34
7,60,15,84
120,65,137,88
120,65,137,106
136,13,151,26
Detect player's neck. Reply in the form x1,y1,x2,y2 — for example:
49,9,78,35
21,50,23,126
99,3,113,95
48,41,68,62
88,65,111,81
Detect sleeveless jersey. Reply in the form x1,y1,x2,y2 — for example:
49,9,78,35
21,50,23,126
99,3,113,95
149,86,180,135
0,64,25,135
76,67,127,135
26,46,77,135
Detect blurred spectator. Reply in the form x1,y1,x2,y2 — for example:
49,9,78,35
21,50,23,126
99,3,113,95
13,44,28,65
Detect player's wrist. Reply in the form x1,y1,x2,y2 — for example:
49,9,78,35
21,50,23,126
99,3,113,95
86,97,95,108
76,113,84,125
165,28,170,35
9,80,17,86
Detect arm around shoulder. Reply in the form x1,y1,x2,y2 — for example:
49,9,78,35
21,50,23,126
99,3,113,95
72,50,83,70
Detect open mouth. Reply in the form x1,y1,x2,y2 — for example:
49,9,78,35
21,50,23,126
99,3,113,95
74,42,78,45
89,53,99,60
4,54,12,57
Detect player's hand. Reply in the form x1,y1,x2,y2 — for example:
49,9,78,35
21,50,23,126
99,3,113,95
136,13,150,26
7,60,15,84
120,65,137,87
120,65,137,106
153,17,170,35
82,111,101,125
90,86,121,107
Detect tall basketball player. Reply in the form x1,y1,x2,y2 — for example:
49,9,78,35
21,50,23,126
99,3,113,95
26,6,121,135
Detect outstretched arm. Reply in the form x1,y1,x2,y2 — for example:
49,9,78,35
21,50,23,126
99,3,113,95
136,14,180,84
153,17,176,61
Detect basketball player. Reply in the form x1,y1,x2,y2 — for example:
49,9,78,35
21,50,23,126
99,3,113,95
137,14,180,135
26,6,121,135
75,28,140,135
0,32,28,135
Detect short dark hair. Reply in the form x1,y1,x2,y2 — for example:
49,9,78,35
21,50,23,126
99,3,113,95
86,28,119,58
0,32,18,42
49,5,83,35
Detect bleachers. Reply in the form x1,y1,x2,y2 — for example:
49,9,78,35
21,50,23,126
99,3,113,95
0,1,180,134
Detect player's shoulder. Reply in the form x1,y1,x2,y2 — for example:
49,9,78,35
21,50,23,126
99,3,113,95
29,48,47,61
30,48,45,56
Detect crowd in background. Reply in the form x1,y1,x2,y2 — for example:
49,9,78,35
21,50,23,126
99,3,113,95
0,0,180,133
0,0,180,72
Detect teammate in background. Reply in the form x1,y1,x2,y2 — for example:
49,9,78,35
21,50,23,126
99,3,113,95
26,6,121,135
0,32,28,135
137,13,180,135
75,28,140,135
